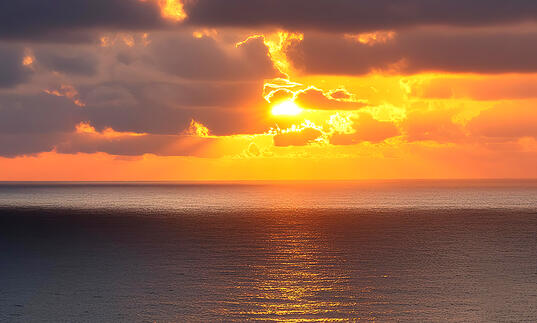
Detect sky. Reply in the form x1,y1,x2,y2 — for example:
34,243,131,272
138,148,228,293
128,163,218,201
2,0,537,180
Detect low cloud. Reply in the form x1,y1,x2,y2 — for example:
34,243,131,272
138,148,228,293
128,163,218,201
468,102,537,139
329,113,399,145
273,127,323,147
294,87,367,110
401,108,466,143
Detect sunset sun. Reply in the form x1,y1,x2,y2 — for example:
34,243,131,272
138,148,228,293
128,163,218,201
271,100,302,116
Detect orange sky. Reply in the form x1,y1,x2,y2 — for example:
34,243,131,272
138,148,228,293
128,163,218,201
2,1,537,180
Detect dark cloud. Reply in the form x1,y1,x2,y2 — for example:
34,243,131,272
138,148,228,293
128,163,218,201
82,101,268,137
0,94,82,134
3,0,537,42
329,113,399,145
0,133,61,157
35,48,98,76
287,29,537,75
150,34,279,81
56,133,219,157
185,0,537,32
0,130,250,158
82,81,261,110
0,0,164,41
0,45,32,88
77,81,270,136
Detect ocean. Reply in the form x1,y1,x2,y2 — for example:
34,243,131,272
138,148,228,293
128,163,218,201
1,180,536,322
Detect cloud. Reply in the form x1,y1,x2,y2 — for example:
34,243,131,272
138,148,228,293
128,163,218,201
0,133,62,157
55,120,255,158
329,113,399,145
246,142,261,157
412,75,537,100
0,118,255,158
35,48,98,76
287,28,537,75
401,108,466,143
56,131,218,157
265,86,366,111
2,0,537,44
294,87,367,110
468,102,537,139
273,127,323,147
0,0,165,41
150,32,279,81
185,0,537,32
0,45,32,88
76,81,271,136
329,89,353,100
0,28,282,144
0,93,82,134
5,2,537,164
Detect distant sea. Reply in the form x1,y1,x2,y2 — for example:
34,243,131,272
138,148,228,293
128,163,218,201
1,180,536,322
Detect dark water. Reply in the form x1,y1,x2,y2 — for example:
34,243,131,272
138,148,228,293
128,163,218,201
1,181,536,322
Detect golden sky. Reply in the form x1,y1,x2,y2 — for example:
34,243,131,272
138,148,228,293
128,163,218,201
2,0,537,180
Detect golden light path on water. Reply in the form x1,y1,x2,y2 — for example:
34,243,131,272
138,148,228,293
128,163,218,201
217,215,385,321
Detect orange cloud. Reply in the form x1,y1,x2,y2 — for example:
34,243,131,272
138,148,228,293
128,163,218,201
344,31,396,45
145,0,186,22
185,119,210,137
411,74,537,100
76,122,147,138
22,55,33,66
59,121,256,158
6,13,537,182
294,87,367,110
401,108,466,143
468,102,537,139
329,113,399,145
192,28,218,39
43,85,85,107
273,127,323,147
263,79,366,112
328,88,354,100
269,121,325,147
100,32,151,47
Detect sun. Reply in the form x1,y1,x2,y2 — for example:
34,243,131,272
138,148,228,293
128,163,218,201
271,100,302,116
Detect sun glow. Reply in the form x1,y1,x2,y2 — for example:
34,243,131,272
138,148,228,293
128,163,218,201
271,100,302,116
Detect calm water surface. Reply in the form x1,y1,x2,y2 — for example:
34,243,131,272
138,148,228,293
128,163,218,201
0,180,536,322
